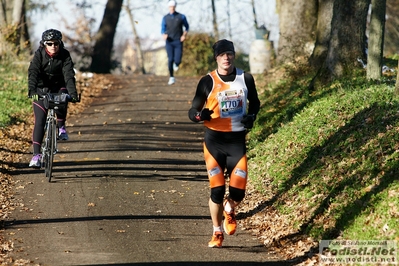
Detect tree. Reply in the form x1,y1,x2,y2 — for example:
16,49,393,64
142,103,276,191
324,0,370,78
211,0,219,40
0,0,30,55
366,0,386,80
384,0,399,56
276,0,317,64
396,59,399,95
90,0,123,73
123,0,145,74
309,0,334,68
57,2,96,71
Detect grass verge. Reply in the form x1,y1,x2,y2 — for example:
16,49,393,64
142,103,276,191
0,61,31,127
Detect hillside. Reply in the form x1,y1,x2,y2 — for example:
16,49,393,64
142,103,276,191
238,62,399,265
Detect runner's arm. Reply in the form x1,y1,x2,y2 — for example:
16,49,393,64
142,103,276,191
244,73,260,118
188,75,212,122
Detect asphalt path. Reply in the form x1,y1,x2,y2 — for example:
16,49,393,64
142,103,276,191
6,75,288,266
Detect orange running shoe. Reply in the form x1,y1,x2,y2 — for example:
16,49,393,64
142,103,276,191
208,231,224,248
223,209,237,235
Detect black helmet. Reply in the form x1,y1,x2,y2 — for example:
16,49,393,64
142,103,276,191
42,29,62,41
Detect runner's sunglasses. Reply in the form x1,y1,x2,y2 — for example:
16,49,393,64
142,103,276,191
45,41,60,47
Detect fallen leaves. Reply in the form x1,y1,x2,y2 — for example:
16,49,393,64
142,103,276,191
237,182,320,264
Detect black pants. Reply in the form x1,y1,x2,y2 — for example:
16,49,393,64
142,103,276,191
203,128,248,203
31,97,68,155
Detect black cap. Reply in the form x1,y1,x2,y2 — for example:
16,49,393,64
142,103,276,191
212,39,235,58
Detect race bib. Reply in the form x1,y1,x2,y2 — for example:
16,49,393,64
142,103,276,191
217,89,245,118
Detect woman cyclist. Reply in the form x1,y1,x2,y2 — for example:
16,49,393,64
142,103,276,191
28,28,78,168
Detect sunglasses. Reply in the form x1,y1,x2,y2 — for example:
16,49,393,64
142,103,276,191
45,41,60,47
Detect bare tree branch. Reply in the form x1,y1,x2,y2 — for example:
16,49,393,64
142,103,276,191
123,0,145,74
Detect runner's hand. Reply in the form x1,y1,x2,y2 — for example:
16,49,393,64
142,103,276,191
195,108,213,121
241,114,255,129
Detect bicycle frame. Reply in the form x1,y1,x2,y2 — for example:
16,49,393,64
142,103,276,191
42,106,58,182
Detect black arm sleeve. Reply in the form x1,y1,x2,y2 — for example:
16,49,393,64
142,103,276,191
61,50,78,97
244,72,260,118
28,49,42,95
188,75,213,122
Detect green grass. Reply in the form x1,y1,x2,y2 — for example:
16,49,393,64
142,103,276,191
0,61,31,127
247,62,399,244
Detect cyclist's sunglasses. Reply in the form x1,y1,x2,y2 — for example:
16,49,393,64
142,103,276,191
45,41,60,47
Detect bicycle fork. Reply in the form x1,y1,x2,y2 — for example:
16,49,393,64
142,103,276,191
41,112,58,167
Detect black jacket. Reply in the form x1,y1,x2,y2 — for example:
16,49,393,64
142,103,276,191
28,46,77,98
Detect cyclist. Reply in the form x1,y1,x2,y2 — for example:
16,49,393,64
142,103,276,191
28,29,78,168
188,39,260,247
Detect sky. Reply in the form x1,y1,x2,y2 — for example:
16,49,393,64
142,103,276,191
29,0,279,53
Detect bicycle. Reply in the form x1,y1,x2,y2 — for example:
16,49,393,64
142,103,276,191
41,92,80,182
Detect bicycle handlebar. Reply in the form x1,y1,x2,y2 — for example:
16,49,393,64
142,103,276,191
43,92,81,109
44,92,81,103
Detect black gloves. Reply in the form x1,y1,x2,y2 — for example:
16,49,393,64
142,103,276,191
69,93,78,103
28,90,36,98
241,114,256,129
195,108,214,121
37,87,49,96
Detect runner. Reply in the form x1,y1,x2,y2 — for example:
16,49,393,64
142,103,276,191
161,0,189,85
188,39,260,248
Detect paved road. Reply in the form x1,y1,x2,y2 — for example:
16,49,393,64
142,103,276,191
6,75,288,265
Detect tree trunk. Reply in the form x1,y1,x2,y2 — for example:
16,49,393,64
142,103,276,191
309,0,334,68
90,0,123,73
0,0,29,55
251,0,258,28
366,0,386,80
384,0,399,56
0,3,7,25
226,0,232,39
12,0,24,25
395,59,399,95
277,0,318,64
12,0,29,50
211,0,219,40
325,0,370,78
0,3,6,55
123,1,145,74
21,2,30,51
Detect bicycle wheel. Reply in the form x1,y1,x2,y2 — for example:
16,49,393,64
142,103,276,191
45,117,56,181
